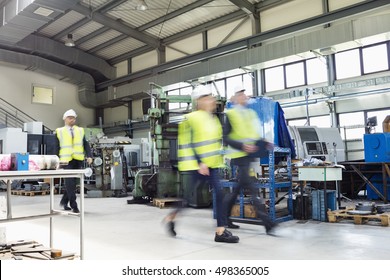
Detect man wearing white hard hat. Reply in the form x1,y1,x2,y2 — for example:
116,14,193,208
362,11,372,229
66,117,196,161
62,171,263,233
55,109,93,213
163,84,240,243
223,84,276,235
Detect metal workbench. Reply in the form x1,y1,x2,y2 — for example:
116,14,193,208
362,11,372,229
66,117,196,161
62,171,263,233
0,169,86,259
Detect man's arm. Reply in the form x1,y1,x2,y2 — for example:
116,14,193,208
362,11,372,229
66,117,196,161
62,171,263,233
83,137,92,158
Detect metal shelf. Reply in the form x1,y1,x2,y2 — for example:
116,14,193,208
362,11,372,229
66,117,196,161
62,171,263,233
221,147,293,223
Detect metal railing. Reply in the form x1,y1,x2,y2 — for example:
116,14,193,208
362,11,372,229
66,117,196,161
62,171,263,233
0,97,52,133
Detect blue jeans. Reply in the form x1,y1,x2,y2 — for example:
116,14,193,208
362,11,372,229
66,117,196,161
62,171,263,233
193,168,225,227
168,168,225,227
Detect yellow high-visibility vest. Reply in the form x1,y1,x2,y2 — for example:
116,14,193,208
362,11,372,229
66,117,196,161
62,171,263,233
56,125,85,162
225,107,261,159
177,110,223,171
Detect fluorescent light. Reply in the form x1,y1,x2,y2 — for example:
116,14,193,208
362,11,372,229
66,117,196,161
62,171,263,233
136,0,148,11
64,34,75,47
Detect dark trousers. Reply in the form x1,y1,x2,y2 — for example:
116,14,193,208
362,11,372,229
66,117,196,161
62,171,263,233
60,159,83,209
224,157,274,230
169,168,225,227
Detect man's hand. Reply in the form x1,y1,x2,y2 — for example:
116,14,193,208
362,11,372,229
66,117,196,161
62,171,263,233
86,157,93,165
242,144,258,153
198,162,210,176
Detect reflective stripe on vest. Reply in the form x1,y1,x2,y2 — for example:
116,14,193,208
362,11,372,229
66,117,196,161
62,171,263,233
177,111,223,171
56,126,85,162
225,108,261,159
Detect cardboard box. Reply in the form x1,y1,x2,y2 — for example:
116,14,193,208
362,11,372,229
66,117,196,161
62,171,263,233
383,115,390,132
231,204,257,218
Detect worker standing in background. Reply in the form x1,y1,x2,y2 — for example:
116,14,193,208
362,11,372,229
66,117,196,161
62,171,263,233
55,109,93,213
163,85,239,243
223,85,277,235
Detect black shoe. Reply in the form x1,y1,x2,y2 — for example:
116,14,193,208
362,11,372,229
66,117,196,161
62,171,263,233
215,230,239,243
167,221,176,237
266,223,278,236
60,202,71,211
72,208,80,213
227,220,240,229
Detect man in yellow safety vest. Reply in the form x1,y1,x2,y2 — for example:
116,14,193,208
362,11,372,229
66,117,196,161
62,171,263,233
223,85,277,235
55,109,93,213
163,85,239,243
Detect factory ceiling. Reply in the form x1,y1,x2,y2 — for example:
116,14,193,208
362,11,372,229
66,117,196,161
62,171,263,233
1,0,390,108
0,0,285,84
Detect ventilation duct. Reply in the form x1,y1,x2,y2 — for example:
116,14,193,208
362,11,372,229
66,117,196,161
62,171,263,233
0,48,97,108
0,0,79,45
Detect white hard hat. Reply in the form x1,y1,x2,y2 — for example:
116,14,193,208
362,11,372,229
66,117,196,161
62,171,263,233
63,109,77,120
192,84,212,100
234,85,246,94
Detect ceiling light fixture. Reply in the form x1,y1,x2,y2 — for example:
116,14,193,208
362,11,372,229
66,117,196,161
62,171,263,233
64,34,75,47
136,0,148,11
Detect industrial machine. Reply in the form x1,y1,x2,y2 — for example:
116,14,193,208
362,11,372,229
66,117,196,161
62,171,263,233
87,136,135,197
288,126,346,162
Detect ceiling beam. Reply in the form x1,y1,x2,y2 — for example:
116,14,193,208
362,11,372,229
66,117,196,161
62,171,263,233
88,34,128,54
108,10,247,65
138,0,215,32
75,26,110,45
256,0,294,11
94,0,129,13
72,3,160,48
228,0,256,15
108,45,154,65
52,0,128,42
99,0,390,90
53,17,91,40
162,10,247,45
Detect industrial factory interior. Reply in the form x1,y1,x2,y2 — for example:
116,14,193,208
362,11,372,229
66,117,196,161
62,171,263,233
1,0,390,276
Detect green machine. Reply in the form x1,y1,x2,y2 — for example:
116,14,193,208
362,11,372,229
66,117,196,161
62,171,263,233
130,83,226,207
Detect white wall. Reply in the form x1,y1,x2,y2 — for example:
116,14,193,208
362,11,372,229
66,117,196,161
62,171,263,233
0,64,94,131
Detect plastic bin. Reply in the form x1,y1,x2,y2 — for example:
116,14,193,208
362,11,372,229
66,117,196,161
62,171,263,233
311,190,336,221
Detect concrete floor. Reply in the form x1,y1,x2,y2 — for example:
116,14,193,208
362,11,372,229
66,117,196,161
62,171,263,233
1,192,390,260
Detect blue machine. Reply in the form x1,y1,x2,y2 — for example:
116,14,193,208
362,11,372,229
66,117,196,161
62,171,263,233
247,97,295,164
363,133,390,162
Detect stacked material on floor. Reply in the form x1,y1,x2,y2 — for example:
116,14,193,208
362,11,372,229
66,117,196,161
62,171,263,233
0,239,76,260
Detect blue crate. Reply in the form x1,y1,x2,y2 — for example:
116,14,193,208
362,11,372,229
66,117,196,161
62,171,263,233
312,190,336,221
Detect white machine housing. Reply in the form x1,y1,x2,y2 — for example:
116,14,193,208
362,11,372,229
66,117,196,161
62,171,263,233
288,126,345,162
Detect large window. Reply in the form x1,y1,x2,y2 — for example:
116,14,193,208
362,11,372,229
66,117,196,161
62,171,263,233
285,62,305,88
367,109,390,133
264,66,284,92
338,112,365,140
167,86,192,110
309,115,331,127
287,115,330,127
335,49,361,79
362,44,389,74
226,74,253,100
306,58,327,84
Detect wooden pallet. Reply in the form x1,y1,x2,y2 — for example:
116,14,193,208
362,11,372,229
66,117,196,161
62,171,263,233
327,208,390,226
11,190,50,196
152,198,185,208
